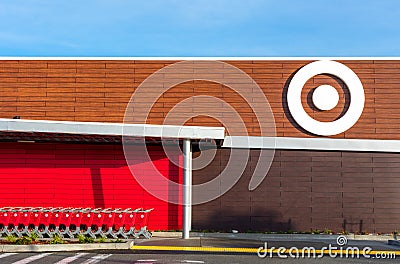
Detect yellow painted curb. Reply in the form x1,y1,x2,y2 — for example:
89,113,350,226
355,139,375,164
131,245,400,256
131,245,258,253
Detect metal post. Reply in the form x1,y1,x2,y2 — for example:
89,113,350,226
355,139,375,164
182,138,192,239
188,142,192,231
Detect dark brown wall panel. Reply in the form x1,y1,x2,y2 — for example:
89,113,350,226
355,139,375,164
192,149,400,233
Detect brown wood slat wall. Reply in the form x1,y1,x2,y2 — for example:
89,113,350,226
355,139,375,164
0,60,399,139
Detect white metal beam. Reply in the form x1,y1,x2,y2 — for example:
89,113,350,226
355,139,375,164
223,136,400,153
182,138,192,239
0,118,225,140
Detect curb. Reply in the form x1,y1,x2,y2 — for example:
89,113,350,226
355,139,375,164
0,241,133,253
388,240,400,247
152,232,182,238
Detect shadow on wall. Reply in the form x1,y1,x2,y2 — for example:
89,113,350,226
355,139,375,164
193,206,368,234
90,167,105,208
192,207,294,233
343,219,364,234
282,69,314,136
282,70,350,135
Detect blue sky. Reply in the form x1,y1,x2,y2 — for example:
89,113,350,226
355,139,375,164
0,0,399,56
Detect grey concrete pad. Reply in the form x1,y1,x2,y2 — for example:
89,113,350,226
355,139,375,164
0,240,133,252
135,237,201,247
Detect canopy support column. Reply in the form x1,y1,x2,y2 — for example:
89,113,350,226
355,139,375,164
182,138,192,239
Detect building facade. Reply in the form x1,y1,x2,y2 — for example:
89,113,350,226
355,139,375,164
0,58,399,233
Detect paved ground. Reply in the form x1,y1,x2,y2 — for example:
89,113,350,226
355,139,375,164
0,235,399,263
0,252,398,264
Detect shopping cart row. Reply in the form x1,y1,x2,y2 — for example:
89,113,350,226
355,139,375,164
0,207,153,239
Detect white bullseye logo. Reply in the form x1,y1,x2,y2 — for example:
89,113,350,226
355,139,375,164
312,84,339,111
287,60,365,136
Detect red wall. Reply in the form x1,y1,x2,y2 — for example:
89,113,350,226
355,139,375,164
0,142,182,231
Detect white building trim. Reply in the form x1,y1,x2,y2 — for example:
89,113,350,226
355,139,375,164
0,118,225,140
0,57,399,60
223,136,400,153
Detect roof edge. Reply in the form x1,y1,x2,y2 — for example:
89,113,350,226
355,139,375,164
0,56,399,60
0,119,225,140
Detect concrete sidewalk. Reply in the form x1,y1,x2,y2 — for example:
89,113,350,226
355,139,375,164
131,232,400,254
152,231,395,241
